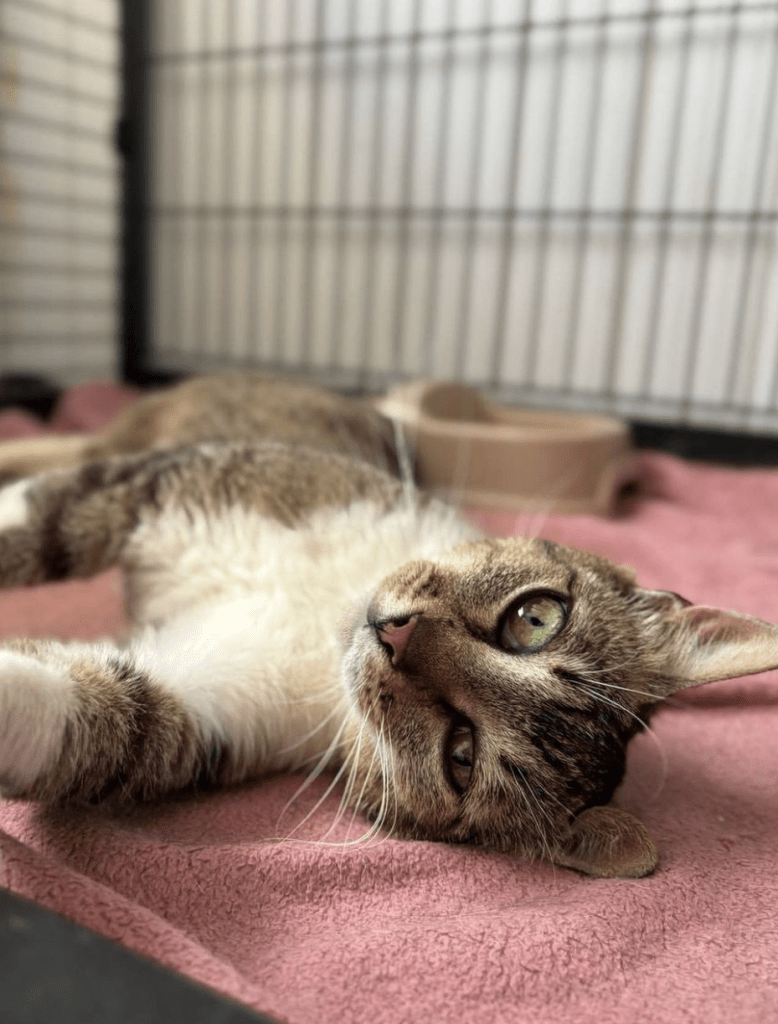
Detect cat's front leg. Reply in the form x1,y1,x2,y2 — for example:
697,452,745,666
0,637,212,805
0,447,188,589
552,805,658,878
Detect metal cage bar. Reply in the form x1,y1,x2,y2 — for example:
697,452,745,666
122,0,778,438
119,0,154,383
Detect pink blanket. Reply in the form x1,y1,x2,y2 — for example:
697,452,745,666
1,384,777,1023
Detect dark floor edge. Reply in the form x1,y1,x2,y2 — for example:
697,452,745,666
1,888,280,1024
630,420,778,466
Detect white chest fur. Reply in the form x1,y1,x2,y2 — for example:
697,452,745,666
126,497,481,773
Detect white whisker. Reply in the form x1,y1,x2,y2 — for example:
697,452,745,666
275,715,350,832
573,674,665,704
343,721,383,843
325,717,371,844
503,761,557,870
379,724,400,841
575,680,669,799
278,757,352,841
277,700,344,756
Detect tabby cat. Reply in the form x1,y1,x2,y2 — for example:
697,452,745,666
0,374,776,878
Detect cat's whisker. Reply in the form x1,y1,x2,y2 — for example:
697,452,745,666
333,717,396,851
445,435,475,515
343,715,401,851
339,722,378,844
522,509,551,545
583,657,686,706
391,420,418,513
502,761,557,870
282,689,343,706
530,459,602,540
311,717,370,844
277,699,345,756
534,784,576,842
516,487,572,545
332,814,387,848
379,726,400,842
575,681,669,799
342,719,397,850
579,648,645,671
575,682,650,731
363,733,392,845
275,714,350,833
331,745,390,850
279,754,353,843
361,730,397,849
582,647,658,675
572,674,666,704
335,725,362,816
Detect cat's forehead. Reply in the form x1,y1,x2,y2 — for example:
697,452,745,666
434,536,634,606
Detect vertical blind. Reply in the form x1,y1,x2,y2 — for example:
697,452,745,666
0,0,118,387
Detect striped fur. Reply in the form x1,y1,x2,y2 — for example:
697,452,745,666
1,375,777,878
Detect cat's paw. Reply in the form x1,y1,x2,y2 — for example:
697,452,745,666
0,650,73,798
0,480,32,531
553,806,658,879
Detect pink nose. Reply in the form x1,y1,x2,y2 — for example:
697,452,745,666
376,616,418,664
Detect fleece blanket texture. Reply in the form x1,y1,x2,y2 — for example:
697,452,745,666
1,382,777,1024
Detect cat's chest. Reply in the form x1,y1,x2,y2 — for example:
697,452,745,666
123,496,480,644
126,496,480,771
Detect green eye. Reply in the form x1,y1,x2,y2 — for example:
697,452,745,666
500,593,567,653
446,722,474,792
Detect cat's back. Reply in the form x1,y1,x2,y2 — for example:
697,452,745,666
92,374,401,474
0,374,402,485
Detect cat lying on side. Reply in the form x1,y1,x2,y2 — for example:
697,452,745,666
0,374,775,878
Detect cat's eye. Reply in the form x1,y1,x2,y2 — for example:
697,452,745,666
499,592,567,653
445,722,474,792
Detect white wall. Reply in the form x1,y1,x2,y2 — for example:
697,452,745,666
0,0,119,387
150,0,778,432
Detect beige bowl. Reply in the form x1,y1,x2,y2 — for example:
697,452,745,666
375,381,637,516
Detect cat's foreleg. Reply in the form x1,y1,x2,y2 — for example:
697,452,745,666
0,637,216,805
0,450,182,587
0,627,332,806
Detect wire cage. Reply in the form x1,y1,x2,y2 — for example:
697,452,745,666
124,0,778,443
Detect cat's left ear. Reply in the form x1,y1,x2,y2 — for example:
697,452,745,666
639,590,778,690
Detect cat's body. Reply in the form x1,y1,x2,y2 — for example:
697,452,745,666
1,374,777,878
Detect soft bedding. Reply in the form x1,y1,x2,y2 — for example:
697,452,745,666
0,382,776,1024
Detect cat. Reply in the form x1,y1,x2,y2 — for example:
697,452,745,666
0,373,776,879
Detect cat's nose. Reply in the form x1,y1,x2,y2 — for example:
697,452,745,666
374,615,418,665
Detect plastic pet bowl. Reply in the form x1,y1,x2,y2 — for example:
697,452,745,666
375,381,637,516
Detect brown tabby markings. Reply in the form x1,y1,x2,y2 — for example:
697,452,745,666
343,536,676,860
3,639,200,804
0,373,777,879
0,442,403,588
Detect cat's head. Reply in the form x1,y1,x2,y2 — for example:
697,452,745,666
342,536,778,877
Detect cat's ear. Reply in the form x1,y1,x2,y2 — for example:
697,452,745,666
553,806,658,878
637,590,778,690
